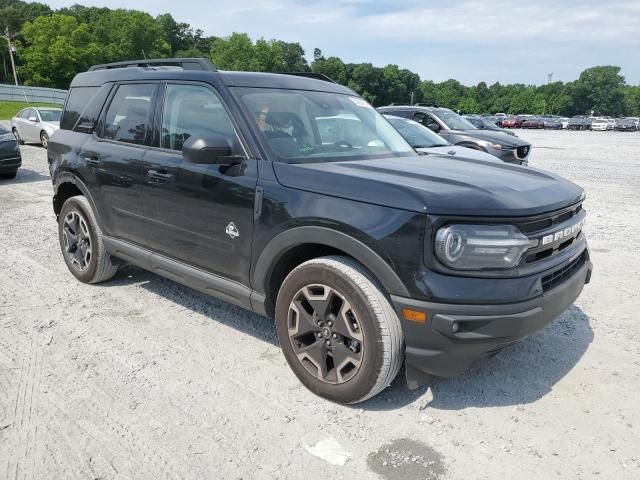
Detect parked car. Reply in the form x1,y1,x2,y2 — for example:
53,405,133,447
462,115,517,136
501,116,523,128
560,118,570,129
49,58,591,404
377,105,531,165
614,118,638,131
384,115,506,162
542,118,562,129
590,119,609,131
11,107,62,148
568,116,591,130
0,125,21,179
522,117,545,129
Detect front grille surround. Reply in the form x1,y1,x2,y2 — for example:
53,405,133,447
541,251,586,292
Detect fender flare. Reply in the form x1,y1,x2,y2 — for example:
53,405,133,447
252,226,410,301
53,172,103,226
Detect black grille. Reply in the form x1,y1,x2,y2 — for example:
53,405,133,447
516,145,530,159
518,203,582,235
541,251,586,292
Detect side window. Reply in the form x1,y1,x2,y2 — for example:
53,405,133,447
23,109,35,120
160,84,239,152
61,86,101,131
101,84,155,145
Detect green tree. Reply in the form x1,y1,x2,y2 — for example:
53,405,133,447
571,66,625,115
17,14,100,88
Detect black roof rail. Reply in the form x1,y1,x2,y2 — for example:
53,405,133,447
88,58,217,72
281,72,336,83
414,102,438,107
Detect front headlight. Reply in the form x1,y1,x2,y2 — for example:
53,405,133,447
435,224,537,270
0,133,15,142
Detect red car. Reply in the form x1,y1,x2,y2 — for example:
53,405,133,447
501,116,522,128
522,118,545,129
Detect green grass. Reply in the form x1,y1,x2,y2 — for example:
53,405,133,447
0,100,62,120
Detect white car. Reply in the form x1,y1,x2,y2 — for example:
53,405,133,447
560,118,570,129
11,107,62,149
591,119,609,131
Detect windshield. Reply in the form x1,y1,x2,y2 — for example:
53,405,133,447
386,117,450,148
233,88,415,163
38,109,62,122
431,109,476,130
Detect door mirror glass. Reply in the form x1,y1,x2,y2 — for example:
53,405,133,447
182,134,237,165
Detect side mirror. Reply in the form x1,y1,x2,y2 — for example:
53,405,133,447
182,134,242,166
28,116,38,123
427,122,441,133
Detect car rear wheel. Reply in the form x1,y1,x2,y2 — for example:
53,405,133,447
58,196,118,284
40,131,49,149
12,128,24,145
275,256,404,404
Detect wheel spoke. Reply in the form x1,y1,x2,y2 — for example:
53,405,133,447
332,300,363,342
331,341,362,382
298,339,328,380
290,299,320,337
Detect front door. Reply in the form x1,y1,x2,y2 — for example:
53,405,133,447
140,82,257,285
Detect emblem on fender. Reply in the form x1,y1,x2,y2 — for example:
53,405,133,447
225,222,239,239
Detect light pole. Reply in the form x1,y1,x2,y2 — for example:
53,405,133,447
3,27,19,86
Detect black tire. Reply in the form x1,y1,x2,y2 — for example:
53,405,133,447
0,171,17,179
58,196,118,284
12,128,24,145
275,256,403,404
40,131,49,149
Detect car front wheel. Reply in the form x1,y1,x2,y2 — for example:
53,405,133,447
275,256,404,404
40,131,49,149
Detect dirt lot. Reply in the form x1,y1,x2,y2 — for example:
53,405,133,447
1,127,639,480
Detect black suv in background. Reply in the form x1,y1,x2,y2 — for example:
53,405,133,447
49,59,592,404
378,105,531,165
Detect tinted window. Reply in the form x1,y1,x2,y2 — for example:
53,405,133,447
61,87,99,130
386,117,450,148
160,84,238,152
101,84,155,145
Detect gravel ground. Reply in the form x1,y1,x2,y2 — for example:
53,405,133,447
0,127,639,480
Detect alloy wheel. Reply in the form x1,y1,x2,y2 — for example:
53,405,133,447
62,211,92,271
40,132,49,148
287,284,364,384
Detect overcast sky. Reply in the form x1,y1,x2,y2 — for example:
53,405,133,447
48,0,640,85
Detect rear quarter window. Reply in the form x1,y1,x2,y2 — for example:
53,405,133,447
61,85,111,132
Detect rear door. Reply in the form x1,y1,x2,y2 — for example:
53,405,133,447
79,82,158,243
139,82,257,285
20,109,38,142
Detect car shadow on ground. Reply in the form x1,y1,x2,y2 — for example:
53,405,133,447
362,305,593,411
105,265,279,346
0,167,50,184
104,266,593,411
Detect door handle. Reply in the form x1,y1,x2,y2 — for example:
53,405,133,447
147,169,174,183
81,155,101,166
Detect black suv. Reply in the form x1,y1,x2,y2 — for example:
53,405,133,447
49,59,592,404
378,105,531,165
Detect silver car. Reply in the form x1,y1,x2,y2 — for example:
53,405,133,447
11,107,62,149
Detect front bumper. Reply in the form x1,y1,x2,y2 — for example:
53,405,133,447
489,146,530,166
392,255,592,381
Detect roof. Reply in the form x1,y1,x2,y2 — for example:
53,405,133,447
70,67,355,95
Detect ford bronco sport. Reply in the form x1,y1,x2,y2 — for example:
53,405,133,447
49,58,592,404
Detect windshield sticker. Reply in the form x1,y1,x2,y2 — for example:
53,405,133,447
349,97,373,109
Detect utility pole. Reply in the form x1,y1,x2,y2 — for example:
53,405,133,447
410,91,414,105
547,72,553,84
3,27,19,86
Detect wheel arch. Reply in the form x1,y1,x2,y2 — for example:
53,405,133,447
252,226,409,317
53,173,102,225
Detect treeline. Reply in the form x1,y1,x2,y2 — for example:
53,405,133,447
1,0,639,116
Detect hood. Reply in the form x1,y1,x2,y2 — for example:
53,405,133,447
449,128,529,147
417,145,501,163
273,156,584,216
